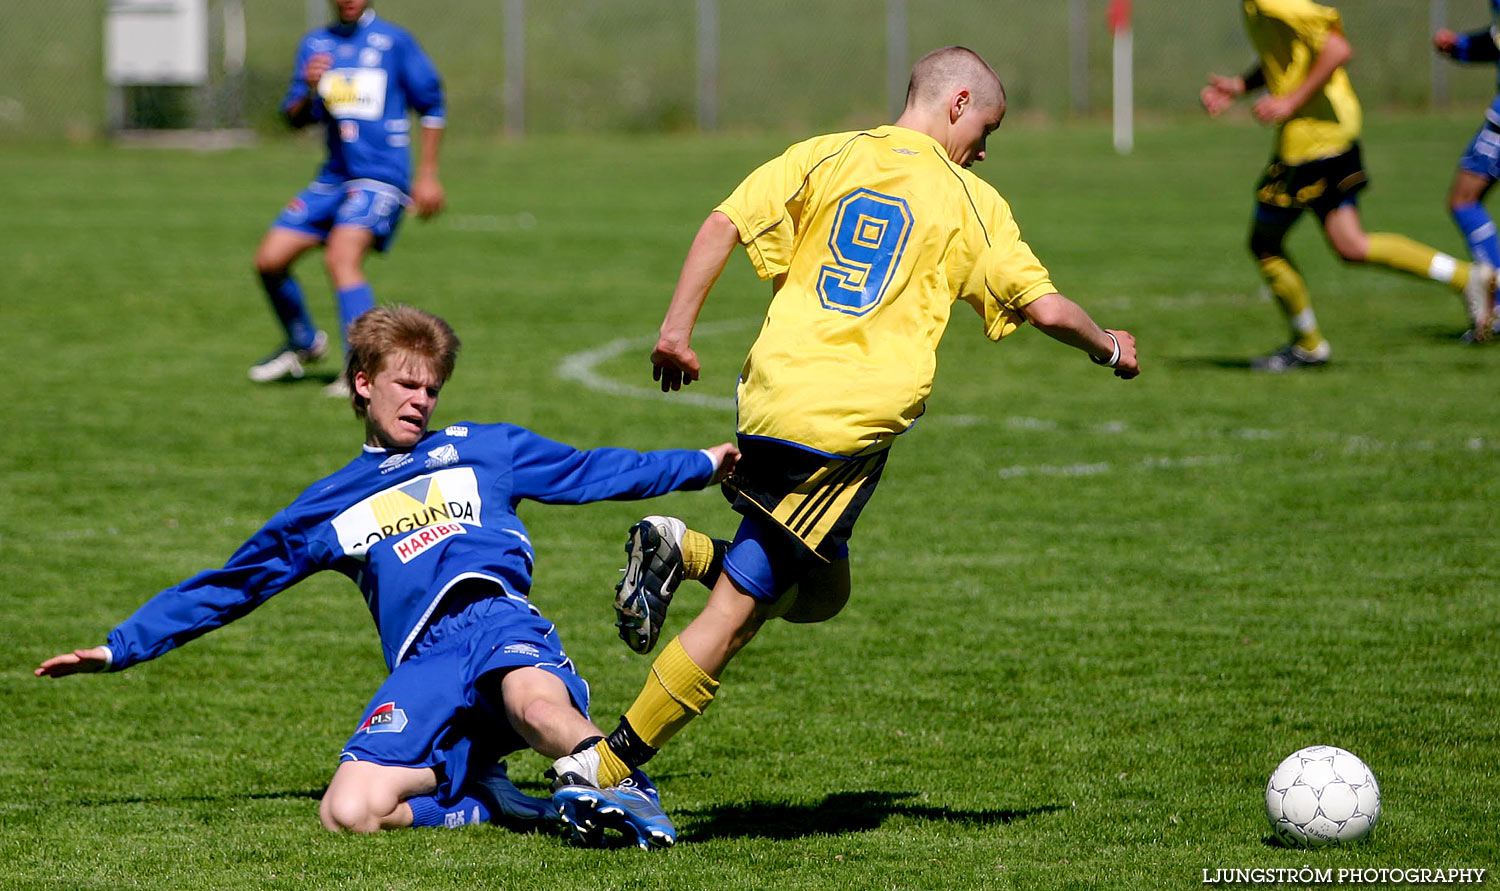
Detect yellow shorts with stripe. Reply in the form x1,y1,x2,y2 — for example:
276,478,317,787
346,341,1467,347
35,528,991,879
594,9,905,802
721,436,889,562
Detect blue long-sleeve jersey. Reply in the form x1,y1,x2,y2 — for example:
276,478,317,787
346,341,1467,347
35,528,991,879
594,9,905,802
104,423,714,673
282,9,445,194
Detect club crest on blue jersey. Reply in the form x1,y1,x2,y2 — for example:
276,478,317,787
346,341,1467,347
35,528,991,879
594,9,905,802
357,701,408,734
425,444,459,469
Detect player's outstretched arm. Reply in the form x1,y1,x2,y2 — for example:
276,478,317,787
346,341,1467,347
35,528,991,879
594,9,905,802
703,441,740,484
1021,293,1139,380
35,647,110,678
653,211,741,392
1200,73,1246,116
411,126,446,219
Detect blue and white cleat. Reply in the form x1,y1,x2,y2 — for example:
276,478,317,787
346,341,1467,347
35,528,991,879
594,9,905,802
552,770,677,850
471,760,556,827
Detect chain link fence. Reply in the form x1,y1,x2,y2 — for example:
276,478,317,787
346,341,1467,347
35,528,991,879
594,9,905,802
2,0,1496,143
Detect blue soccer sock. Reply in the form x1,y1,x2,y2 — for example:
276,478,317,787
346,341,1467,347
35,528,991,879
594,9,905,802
335,281,377,352
1452,202,1500,275
406,794,491,829
259,271,318,350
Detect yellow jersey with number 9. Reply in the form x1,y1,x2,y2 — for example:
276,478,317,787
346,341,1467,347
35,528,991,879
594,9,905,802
1242,0,1362,164
714,124,1055,456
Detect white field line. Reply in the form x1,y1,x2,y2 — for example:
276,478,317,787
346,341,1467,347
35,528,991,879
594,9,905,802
557,318,758,411
558,316,1496,479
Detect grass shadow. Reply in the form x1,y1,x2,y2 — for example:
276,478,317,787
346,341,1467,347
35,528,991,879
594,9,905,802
679,790,1067,842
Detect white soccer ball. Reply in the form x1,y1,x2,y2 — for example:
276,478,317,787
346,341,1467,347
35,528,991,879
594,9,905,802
1265,745,1381,847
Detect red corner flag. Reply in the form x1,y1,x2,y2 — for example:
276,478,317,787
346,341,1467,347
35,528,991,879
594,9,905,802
1109,0,1133,154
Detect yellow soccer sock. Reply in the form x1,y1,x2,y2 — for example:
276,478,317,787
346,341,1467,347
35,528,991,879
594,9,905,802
1365,233,1468,290
680,528,716,581
592,738,633,788
593,636,720,787
1257,256,1323,351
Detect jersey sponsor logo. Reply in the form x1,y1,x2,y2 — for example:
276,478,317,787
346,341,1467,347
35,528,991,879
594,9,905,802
331,466,482,557
503,643,541,658
357,701,408,734
425,444,459,469
378,452,414,474
892,148,919,156
392,521,465,563
319,68,388,121
443,425,468,437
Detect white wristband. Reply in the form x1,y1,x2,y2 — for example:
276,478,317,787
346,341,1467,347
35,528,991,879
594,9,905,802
1090,331,1121,368
700,448,721,475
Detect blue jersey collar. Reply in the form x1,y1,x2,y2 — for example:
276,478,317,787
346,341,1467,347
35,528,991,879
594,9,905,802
329,8,376,36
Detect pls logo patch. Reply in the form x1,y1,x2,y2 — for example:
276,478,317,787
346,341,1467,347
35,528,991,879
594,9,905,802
357,701,408,734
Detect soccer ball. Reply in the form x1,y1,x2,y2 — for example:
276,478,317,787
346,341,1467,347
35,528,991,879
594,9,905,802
1265,745,1381,847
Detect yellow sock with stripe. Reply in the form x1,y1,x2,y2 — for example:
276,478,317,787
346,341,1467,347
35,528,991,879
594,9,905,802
680,528,716,580
1365,233,1470,290
593,636,719,787
1257,256,1323,351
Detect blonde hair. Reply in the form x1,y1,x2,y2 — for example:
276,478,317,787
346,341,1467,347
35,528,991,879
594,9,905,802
341,304,461,417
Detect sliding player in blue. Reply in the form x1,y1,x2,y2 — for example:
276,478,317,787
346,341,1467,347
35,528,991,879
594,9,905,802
250,0,447,394
1436,2,1500,339
37,305,737,849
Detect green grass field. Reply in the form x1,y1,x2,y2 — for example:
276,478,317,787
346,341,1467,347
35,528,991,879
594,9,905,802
3,114,1499,889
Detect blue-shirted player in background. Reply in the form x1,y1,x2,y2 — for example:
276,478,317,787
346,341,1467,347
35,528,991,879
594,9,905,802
250,0,447,394
1436,2,1500,339
38,305,737,849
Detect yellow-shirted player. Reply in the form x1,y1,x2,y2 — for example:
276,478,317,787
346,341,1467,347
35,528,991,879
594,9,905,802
1202,0,1497,370
544,47,1140,805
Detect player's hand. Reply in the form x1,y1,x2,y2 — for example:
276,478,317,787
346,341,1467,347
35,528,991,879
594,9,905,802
1434,29,1459,55
1105,328,1139,380
650,337,701,392
411,174,445,220
304,53,332,89
704,442,740,484
35,647,110,678
1200,74,1243,116
1252,94,1298,124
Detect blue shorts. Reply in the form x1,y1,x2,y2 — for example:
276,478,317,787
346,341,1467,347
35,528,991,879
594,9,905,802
339,588,591,801
1458,116,1500,182
723,512,850,603
272,178,408,252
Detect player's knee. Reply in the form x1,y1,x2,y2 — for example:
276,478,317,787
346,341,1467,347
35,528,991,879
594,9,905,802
1330,236,1365,263
319,788,381,833
1248,226,1285,259
323,249,362,281
254,247,288,276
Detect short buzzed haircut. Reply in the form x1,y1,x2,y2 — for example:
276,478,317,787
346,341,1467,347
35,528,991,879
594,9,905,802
342,304,461,417
904,46,1006,113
